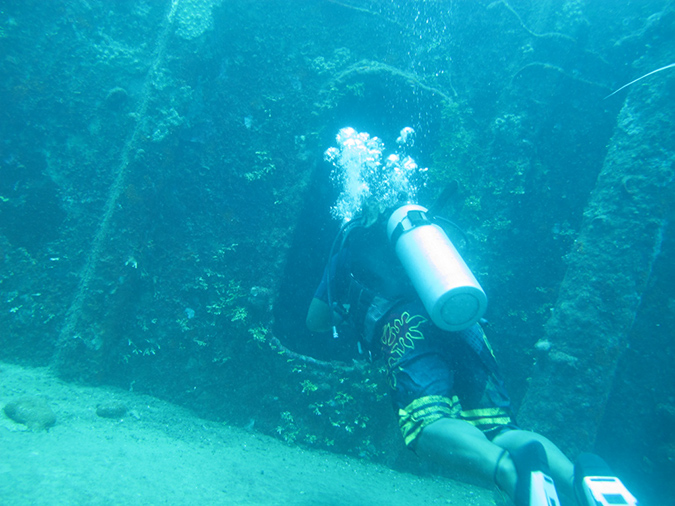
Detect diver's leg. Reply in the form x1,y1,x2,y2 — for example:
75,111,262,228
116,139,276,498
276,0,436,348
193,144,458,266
415,418,518,501
492,429,575,503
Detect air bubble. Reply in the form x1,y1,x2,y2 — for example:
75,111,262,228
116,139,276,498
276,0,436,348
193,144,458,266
324,127,428,223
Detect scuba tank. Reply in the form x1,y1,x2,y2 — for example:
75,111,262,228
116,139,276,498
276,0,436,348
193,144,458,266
386,204,487,331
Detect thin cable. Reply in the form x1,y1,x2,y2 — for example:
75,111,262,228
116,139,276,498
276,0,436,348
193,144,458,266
605,62,675,99
56,2,180,356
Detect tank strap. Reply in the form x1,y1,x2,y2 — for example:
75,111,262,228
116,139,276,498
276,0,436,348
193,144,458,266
389,209,431,245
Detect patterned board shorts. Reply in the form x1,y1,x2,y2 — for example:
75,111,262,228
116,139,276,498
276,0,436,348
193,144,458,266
379,301,517,449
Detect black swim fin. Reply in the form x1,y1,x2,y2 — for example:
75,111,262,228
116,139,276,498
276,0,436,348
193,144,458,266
510,440,560,506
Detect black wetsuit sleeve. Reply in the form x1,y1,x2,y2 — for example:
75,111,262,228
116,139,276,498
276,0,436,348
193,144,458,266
312,248,351,305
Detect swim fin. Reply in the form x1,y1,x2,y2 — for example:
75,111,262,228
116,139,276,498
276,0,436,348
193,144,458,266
510,440,560,506
574,453,638,506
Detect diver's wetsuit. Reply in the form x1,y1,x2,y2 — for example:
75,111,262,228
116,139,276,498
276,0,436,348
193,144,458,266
313,223,517,450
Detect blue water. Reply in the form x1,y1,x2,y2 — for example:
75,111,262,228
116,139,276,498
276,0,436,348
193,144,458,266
1,1,673,504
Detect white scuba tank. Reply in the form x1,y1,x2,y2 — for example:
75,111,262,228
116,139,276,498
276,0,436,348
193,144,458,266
386,204,487,331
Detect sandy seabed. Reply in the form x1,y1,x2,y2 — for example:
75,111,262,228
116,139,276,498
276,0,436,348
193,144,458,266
0,361,501,505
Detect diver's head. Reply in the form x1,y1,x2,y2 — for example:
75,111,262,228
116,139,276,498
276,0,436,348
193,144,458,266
360,200,381,228
358,192,417,228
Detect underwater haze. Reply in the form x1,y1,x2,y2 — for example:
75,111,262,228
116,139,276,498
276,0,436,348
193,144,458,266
1,1,674,504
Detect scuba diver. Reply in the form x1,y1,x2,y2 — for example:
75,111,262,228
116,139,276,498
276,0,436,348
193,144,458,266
306,128,638,506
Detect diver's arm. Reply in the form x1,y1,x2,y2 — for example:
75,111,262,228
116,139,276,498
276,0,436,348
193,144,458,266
306,297,335,333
